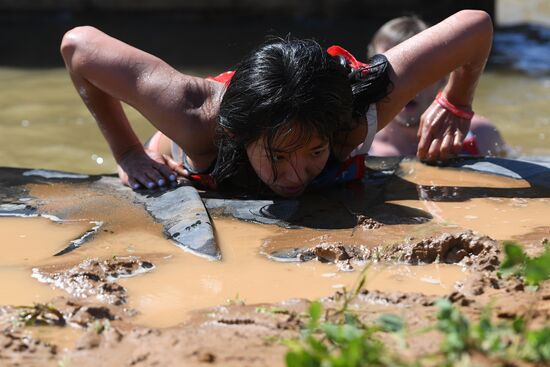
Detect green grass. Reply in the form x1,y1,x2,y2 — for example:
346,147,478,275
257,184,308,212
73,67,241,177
283,240,550,367
498,240,550,286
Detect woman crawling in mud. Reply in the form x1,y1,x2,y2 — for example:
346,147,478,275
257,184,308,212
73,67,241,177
60,10,492,197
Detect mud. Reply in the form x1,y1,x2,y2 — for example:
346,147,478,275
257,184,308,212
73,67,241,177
0,159,549,366
0,243,545,367
32,257,154,306
268,231,499,274
378,231,500,270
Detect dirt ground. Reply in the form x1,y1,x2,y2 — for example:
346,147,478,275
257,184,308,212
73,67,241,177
1,228,549,367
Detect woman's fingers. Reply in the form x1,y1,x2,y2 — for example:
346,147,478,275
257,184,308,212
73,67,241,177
417,104,445,160
453,129,465,154
128,171,153,189
144,168,166,188
418,100,473,161
417,126,434,160
118,164,148,190
162,154,187,178
427,138,442,161
144,150,178,186
124,165,168,190
439,133,454,161
151,161,177,184
127,177,142,190
119,148,199,190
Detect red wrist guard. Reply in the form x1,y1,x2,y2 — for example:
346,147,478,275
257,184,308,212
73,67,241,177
436,92,474,120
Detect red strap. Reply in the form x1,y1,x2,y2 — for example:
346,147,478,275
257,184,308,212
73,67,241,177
207,71,235,85
327,45,368,69
208,45,363,85
189,173,218,190
436,92,474,120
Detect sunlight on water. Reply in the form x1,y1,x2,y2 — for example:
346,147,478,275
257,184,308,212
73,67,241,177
0,64,548,175
498,0,550,26
1,1,550,173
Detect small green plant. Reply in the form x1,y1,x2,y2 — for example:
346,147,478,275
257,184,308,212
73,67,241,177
285,301,409,367
328,264,369,321
57,355,72,367
434,299,550,365
225,293,245,306
284,265,410,367
283,242,550,367
88,319,110,334
15,303,65,327
521,326,550,362
498,241,550,286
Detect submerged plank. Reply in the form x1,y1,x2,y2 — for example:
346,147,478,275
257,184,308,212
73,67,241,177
0,168,219,260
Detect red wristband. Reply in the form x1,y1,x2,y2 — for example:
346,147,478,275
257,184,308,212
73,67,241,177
436,92,474,120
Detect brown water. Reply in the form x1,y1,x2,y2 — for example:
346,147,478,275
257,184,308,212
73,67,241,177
1,4,550,335
498,0,550,26
0,68,549,176
0,217,86,305
0,214,466,328
1,158,549,327
393,161,550,240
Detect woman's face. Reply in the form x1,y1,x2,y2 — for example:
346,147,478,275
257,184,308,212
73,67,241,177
246,126,330,197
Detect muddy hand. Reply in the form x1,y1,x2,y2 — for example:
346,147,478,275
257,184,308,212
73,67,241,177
117,148,179,190
417,100,471,162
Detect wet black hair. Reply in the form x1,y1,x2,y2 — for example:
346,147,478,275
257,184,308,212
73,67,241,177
213,37,390,187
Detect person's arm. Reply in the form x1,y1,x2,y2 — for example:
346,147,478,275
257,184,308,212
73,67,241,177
378,10,493,161
60,26,219,188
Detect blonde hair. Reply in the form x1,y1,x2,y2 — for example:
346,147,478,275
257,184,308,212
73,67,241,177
368,16,428,57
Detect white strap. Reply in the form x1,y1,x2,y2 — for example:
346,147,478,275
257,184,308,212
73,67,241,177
349,104,378,157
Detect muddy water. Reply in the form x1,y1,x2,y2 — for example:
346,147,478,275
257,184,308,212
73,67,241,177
2,158,548,327
24,326,83,352
1,9,550,340
392,161,550,240
497,0,550,26
123,219,469,327
1,66,549,177
0,214,465,328
0,217,89,305
363,263,468,294
2,158,549,328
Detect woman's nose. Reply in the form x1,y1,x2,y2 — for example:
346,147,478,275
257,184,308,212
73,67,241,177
280,156,313,185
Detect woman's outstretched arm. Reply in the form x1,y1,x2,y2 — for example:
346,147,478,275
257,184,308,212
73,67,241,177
60,26,220,188
378,9,493,161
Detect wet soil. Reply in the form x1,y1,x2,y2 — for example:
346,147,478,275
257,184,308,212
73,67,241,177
0,232,547,367
33,257,155,306
0,161,549,366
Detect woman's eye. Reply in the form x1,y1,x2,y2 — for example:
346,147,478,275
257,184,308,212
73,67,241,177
311,148,327,157
273,154,286,162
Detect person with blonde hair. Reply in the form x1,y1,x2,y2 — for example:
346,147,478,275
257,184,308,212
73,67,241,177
368,15,506,158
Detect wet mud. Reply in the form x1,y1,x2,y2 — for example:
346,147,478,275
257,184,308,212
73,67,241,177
33,257,154,306
0,158,549,366
270,230,499,272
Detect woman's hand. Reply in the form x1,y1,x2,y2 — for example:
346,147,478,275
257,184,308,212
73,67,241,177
117,147,187,189
417,100,472,161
